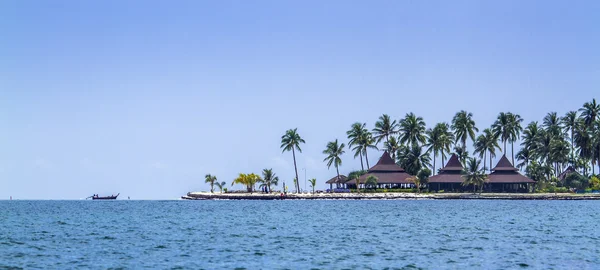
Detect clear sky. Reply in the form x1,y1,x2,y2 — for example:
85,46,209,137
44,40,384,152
1,1,598,199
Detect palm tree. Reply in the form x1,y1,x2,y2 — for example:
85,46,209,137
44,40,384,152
580,98,600,127
451,110,479,150
308,178,317,193
323,139,346,188
483,128,501,172
508,113,524,165
259,168,279,193
280,128,305,193
561,111,579,164
436,122,455,167
215,181,226,193
205,174,217,193
461,157,487,193
492,112,511,155
398,113,427,147
365,175,378,189
373,114,399,145
520,121,540,166
232,173,260,193
347,122,368,170
515,148,531,170
549,138,570,176
359,132,378,169
543,112,562,138
397,144,432,176
384,136,401,160
473,134,488,171
453,145,469,167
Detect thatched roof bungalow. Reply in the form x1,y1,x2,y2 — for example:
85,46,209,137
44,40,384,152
345,151,414,188
488,155,535,192
428,154,465,192
325,175,348,189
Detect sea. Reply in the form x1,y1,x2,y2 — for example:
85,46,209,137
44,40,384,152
1,200,599,269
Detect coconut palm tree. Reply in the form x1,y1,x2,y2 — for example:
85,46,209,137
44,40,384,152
399,113,427,147
308,178,317,193
323,139,346,188
453,145,469,167
451,110,479,150
461,157,487,193
482,128,501,172
492,112,511,155
521,121,540,165
359,132,378,169
426,127,442,175
384,136,401,160
215,181,226,193
397,144,432,176
259,168,279,193
373,114,399,145
347,122,368,170
549,138,570,176
280,128,305,193
561,111,579,164
580,98,600,127
515,148,531,170
436,122,455,167
508,113,524,165
543,112,562,138
365,175,378,189
205,174,217,193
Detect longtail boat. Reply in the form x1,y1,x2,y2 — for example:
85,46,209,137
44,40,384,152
90,193,119,200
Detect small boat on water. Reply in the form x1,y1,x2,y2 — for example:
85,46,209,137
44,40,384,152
89,193,119,200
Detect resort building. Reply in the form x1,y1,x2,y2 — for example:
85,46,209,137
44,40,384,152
325,175,348,190
487,155,535,192
428,154,465,192
344,151,414,189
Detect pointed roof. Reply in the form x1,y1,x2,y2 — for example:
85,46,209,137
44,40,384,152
492,155,518,172
325,175,348,184
368,151,405,172
439,154,463,172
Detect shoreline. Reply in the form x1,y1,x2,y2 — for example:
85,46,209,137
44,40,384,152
182,192,600,200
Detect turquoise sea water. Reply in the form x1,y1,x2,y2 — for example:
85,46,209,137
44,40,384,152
1,200,599,269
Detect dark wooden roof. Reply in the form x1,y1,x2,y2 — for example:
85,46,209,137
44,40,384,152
325,175,348,184
439,154,463,172
344,151,413,185
558,166,578,181
368,151,406,172
488,155,535,183
428,174,464,183
492,155,518,172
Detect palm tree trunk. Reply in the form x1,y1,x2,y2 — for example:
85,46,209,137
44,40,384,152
484,150,487,172
292,148,300,193
336,165,340,189
359,152,364,171
365,149,370,169
511,142,515,165
433,153,436,175
441,149,445,168
571,130,574,166
504,140,507,155
490,152,493,172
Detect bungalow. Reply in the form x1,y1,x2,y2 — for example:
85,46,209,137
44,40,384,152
344,151,414,189
428,154,465,192
488,155,535,192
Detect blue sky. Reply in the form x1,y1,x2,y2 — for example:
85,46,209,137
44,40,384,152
1,1,598,199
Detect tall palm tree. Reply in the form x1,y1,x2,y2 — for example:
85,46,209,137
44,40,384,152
398,113,427,147
436,122,455,167
483,128,501,172
323,139,346,187
205,174,217,193
426,127,441,175
580,98,600,127
384,136,401,160
259,168,279,193
360,132,378,169
373,114,399,145
549,138,570,176
543,112,562,138
453,145,469,166
521,121,540,165
561,111,579,165
508,113,524,165
461,157,487,193
280,128,305,193
515,148,531,170
492,112,511,155
451,110,479,150
397,144,432,176
347,122,368,170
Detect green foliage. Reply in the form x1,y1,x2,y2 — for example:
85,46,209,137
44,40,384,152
308,178,317,193
590,176,600,190
461,157,488,193
397,144,431,176
347,170,367,180
365,175,378,189
280,128,305,193
451,110,479,149
258,168,279,193
564,173,589,189
205,174,217,193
